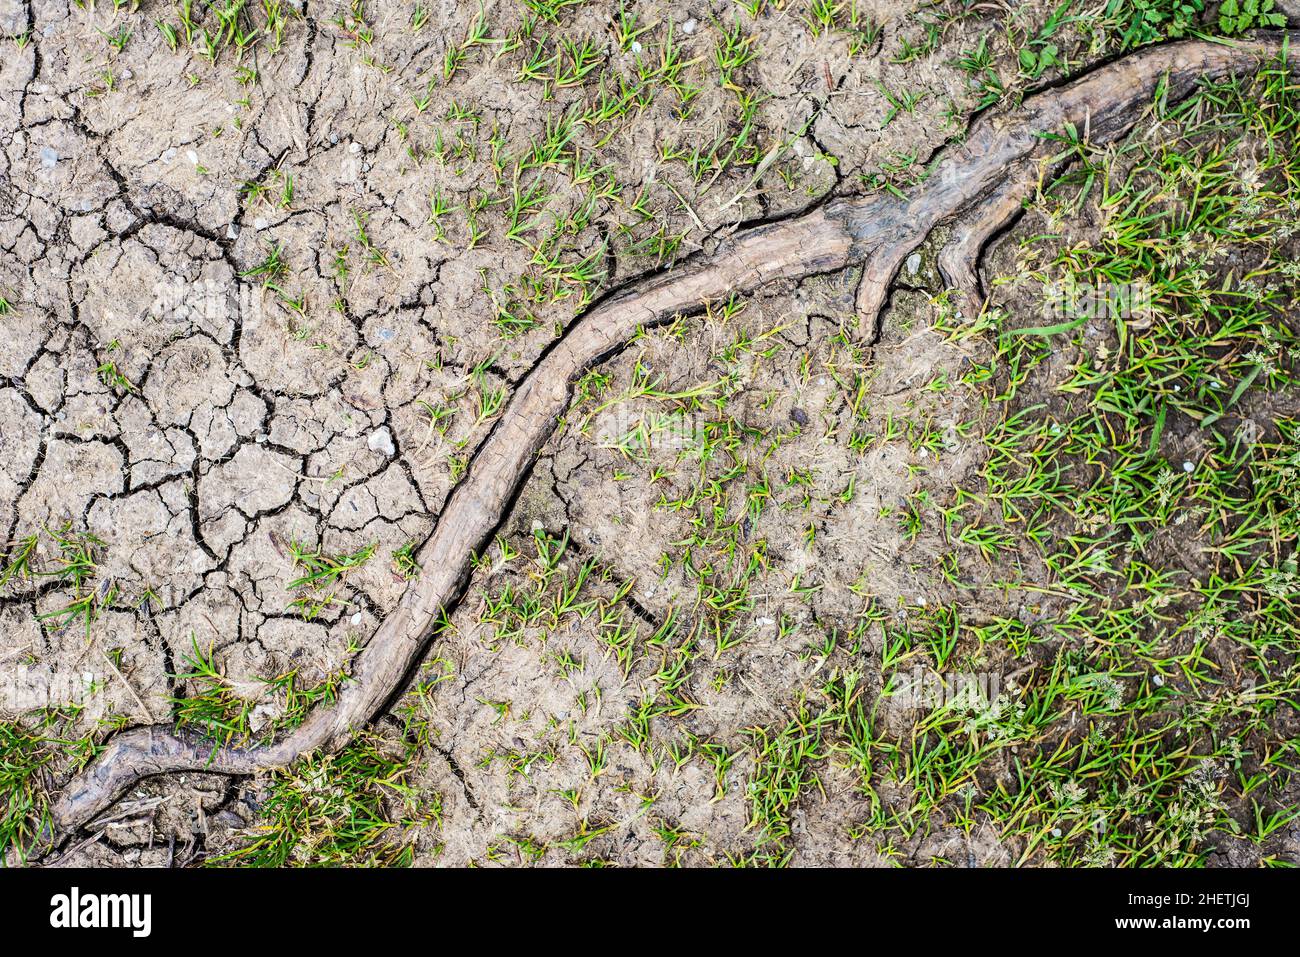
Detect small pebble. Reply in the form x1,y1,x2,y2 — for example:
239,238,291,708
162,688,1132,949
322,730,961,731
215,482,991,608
253,216,269,231
1182,461,1194,473
350,612,363,626
368,426,396,457
226,223,241,239
905,252,922,275
187,149,199,165
349,142,362,154
40,146,58,168
682,18,697,34
630,40,642,54
161,147,178,163
790,407,810,426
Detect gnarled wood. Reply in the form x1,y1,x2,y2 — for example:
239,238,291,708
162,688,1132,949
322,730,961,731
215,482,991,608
31,35,1293,860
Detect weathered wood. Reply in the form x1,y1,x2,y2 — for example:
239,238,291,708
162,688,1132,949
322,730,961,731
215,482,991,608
34,35,1292,858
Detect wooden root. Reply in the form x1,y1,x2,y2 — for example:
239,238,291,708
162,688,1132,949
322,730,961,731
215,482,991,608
26,35,1294,862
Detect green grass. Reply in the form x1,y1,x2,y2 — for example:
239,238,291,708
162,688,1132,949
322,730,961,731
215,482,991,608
0,712,102,859
169,633,356,748
211,733,441,866
286,540,376,621
895,51,1300,866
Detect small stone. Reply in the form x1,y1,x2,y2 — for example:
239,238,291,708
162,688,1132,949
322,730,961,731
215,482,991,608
1182,461,1194,473
186,149,199,165
253,216,269,231
329,132,339,145
161,147,178,163
906,252,922,275
39,146,58,168
350,612,363,626
226,223,241,239
349,142,362,154
790,407,810,426
368,426,396,457
213,810,244,829
249,702,279,733
630,40,642,54
682,18,697,34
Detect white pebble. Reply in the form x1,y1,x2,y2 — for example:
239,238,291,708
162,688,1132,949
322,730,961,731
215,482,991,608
905,252,922,275
367,426,396,457
1182,461,1194,473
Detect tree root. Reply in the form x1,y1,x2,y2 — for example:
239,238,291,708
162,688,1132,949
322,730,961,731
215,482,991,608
22,35,1294,863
